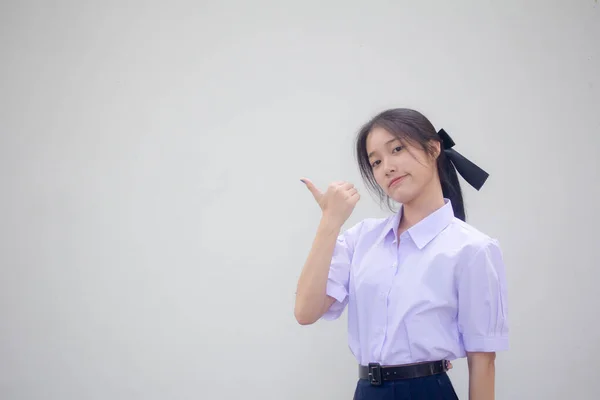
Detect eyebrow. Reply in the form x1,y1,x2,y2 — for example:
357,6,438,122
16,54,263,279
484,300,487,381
368,138,399,159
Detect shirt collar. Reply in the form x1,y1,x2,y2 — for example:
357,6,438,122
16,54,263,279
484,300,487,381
378,199,455,249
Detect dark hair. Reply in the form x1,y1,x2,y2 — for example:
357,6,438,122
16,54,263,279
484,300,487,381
354,108,466,221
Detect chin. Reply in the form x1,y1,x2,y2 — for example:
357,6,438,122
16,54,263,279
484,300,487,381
387,186,418,205
387,190,409,204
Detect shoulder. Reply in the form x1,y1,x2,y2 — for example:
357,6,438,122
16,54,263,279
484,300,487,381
444,218,504,271
339,215,392,245
446,218,499,247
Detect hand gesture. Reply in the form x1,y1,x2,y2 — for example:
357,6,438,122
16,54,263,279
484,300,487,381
301,178,360,227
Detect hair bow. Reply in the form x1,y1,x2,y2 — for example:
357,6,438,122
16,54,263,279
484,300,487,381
438,129,489,190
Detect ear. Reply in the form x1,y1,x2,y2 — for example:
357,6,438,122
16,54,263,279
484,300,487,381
430,139,442,159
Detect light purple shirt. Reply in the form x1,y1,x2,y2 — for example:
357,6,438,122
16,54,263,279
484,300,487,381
322,199,509,366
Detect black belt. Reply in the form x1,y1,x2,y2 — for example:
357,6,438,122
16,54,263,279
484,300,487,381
359,360,449,386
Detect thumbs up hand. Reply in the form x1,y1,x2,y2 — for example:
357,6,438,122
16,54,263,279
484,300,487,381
301,178,360,228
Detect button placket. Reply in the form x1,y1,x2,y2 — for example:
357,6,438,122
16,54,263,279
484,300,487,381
376,237,400,359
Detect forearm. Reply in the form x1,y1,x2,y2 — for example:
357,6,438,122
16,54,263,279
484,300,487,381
467,352,496,400
294,217,341,324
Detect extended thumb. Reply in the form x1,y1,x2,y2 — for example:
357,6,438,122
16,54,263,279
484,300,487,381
300,178,322,200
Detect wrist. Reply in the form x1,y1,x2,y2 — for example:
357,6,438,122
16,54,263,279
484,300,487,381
319,215,343,234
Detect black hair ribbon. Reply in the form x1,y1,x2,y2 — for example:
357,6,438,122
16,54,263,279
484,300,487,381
438,129,489,190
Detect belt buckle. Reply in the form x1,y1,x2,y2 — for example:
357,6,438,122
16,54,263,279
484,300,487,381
367,363,382,386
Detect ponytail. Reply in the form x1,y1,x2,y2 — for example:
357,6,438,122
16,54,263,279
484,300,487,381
436,128,490,222
437,151,466,221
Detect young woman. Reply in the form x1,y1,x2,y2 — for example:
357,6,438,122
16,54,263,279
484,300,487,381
294,108,508,399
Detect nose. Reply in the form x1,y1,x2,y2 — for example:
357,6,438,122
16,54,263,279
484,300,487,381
382,158,395,175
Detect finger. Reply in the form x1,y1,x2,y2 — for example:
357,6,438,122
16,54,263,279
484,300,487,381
340,182,355,190
300,178,322,201
346,188,358,197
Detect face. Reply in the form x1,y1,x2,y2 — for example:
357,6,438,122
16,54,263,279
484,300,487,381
366,126,440,204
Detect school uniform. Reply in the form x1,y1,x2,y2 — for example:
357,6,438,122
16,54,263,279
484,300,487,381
322,198,509,399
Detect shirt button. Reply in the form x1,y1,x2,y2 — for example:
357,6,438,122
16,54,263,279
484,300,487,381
392,262,397,267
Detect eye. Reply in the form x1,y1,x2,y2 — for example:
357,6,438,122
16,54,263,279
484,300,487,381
392,146,403,153
371,160,381,168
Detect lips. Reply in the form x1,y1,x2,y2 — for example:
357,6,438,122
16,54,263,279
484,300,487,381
388,175,407,188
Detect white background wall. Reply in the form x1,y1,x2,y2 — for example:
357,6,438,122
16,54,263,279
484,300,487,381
1,1,598,399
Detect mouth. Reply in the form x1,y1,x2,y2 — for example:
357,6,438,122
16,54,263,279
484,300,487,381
388,175,407,188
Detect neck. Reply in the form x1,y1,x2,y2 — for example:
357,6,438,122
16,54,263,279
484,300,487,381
398,182,445,233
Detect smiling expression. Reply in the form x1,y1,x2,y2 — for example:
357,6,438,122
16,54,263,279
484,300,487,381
366,125,440,204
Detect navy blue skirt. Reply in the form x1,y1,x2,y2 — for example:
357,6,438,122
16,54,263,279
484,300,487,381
353,372,459,400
